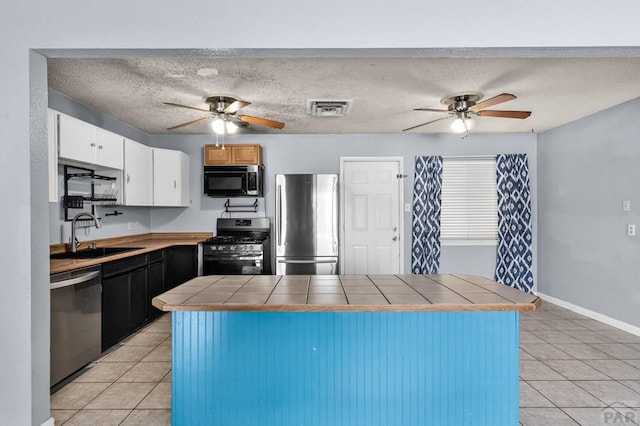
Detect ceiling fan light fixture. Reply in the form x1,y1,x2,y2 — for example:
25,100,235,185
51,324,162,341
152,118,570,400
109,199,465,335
450,116,476,134
225,120,238,134
211,117,226,135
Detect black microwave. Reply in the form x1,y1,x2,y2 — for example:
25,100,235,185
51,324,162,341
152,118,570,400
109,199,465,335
203,165,264,197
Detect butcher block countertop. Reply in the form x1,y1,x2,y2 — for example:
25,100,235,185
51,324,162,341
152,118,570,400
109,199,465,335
152,274,541,312
50,232,211,274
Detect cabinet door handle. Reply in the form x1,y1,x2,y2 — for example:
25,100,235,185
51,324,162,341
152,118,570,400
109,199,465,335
127,174,131,183
90,142,96,147
173,180,177,189
98,145,103,149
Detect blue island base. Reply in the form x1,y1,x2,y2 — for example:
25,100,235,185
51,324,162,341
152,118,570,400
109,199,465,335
172,311,519,426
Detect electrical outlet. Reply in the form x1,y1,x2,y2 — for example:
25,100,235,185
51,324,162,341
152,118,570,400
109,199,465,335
127,222,134,231
628,224,636,236
623,200,631,212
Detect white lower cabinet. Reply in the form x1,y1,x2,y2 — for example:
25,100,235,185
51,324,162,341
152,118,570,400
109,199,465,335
123,139,152,206
152,148,190,207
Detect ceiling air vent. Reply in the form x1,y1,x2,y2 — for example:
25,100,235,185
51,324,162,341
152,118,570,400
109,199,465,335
306,99,353,117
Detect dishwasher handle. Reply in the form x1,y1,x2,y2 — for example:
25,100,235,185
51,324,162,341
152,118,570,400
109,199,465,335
50,270,100,290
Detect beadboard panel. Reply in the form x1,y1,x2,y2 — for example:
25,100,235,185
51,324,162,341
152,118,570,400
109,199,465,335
172,311,519,425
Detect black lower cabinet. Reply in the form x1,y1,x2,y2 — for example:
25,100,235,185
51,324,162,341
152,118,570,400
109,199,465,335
166,246,197,289
130,267,149,330
101,246,198,352
102,274,131,351
101,254,148,351
148,250,166,321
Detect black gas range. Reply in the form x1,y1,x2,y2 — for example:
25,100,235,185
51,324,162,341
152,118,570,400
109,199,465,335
202,218,272,275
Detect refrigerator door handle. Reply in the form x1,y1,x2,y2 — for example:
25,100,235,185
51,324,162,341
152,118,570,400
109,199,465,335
276,183,282,246
277,259,337,264
331,175,338,255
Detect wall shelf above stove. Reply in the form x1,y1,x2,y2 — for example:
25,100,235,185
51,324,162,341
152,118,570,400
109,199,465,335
224,198,259,213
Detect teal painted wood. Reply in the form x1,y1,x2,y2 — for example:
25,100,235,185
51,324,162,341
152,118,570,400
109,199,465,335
172,311,519,426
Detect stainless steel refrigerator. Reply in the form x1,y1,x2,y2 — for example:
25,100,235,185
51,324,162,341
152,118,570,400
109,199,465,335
275,174,339,274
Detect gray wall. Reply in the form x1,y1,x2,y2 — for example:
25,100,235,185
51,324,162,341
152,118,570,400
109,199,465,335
538,96,640,328
48,90,152,244
3,1,640,423
150,132,537,279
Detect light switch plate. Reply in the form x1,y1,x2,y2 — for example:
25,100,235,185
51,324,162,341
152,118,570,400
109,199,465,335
623,200,631,212
628,224,636,236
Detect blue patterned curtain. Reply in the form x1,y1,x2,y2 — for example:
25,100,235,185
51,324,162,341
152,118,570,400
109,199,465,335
412,156,443,274
495,154,534,292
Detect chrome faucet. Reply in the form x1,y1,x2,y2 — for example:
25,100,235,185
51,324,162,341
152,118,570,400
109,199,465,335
69,212,102,253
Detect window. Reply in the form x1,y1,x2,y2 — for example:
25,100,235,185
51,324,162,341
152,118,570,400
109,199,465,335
440,157,498,245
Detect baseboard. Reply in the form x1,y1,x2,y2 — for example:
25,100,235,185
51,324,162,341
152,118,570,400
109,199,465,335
536,292,640,337
41,417,54,426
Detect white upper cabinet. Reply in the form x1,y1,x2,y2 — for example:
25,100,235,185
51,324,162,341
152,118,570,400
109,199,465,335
58,113,97,165
47,109,59,202
152,148,190,207
95,128,124,169
123,138,152,206
57,113,124,170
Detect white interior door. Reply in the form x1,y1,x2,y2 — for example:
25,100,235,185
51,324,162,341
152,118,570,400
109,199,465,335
341,159,402,274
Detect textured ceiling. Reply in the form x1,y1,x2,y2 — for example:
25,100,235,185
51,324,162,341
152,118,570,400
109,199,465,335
47,56,640,135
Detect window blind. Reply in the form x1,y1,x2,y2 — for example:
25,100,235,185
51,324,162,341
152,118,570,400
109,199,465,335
441,157,498,244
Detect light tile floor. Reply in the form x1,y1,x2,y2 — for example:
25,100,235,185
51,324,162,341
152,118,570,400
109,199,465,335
50,301,640,425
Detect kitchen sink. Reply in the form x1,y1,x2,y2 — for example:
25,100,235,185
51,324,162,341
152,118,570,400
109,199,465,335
50,247,143,260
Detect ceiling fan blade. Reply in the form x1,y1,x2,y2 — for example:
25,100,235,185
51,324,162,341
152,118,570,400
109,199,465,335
402,116,449,132
476,110,531,119
224,100,251,114
166,116,210,131
469,93,516,111
163,102,210,113
413,108,450,113
239,115,285,129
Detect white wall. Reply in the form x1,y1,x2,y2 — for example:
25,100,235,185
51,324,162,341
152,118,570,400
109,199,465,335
538,96,640,328
4,1,640,423
150,132,537,278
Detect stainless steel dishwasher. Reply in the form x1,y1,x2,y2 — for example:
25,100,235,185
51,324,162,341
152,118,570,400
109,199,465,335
50,266,102,387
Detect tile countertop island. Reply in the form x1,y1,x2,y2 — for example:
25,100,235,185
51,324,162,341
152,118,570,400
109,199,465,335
153,274,540,426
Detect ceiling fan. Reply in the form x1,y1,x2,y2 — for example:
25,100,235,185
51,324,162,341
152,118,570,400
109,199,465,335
164,95,285,133
403,92,531,134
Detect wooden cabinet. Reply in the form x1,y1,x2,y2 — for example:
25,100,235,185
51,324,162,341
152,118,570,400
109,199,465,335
204,144,262,165
57,112,123,169
153,148,190,207
123,138,152,206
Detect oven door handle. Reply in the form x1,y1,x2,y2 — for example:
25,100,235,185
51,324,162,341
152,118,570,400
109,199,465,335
277,259,336,264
